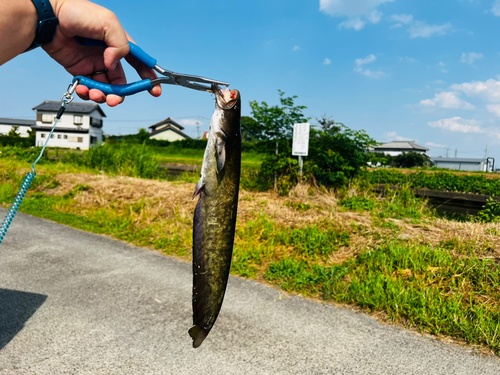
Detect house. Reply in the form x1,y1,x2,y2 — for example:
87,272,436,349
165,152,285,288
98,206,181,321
0,118,35,137
149,117,191,141
371,141,429,156
32,101,105,149
432,157,494,172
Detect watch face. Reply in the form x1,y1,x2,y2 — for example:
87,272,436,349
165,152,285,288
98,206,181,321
36,18,59,45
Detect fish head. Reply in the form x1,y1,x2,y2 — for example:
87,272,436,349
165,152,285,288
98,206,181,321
213,85,241,137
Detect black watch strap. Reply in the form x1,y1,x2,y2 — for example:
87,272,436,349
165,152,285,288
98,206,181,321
25,0,59,52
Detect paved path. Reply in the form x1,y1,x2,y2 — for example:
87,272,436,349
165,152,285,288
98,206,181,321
0,208,499,374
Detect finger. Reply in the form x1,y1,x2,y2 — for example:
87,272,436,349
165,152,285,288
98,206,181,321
106,95,125,107
124,55,162,98
88,89,106,104
76,85,90,101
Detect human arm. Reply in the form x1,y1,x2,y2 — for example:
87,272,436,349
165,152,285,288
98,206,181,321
0,0,161,106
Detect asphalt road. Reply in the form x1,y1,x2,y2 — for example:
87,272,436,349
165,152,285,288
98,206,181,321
1,208,499,374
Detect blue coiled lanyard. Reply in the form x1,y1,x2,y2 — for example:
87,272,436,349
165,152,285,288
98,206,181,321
0,80,79,244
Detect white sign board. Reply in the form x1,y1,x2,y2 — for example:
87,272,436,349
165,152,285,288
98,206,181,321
292,123,310,156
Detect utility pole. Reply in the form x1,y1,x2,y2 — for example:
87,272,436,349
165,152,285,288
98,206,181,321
455,149,457,158
196,116,200,139
446,147,450,158
485,144,488,158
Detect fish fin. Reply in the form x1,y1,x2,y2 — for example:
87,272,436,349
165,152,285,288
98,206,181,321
216,141,226,173
215,130,228,142
188,325,208,348
192,180,205,200
215,130,228,173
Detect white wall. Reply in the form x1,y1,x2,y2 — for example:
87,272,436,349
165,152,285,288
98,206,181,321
150,129,186,142
0,124,32,137
34,109,104,149
36,132,90,149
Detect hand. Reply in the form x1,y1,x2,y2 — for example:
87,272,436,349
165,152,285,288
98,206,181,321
43,0,162,106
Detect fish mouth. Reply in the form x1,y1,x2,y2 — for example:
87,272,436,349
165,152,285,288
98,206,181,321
213,84,239,109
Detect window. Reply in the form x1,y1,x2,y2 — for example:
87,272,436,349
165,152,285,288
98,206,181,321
57,134,62,139
63,135,68,139
51,134,54,138
90,136,97,144
91,118,102,127
77,137,83,143
74,115,83,125
40,133,46,138
41,114,52,123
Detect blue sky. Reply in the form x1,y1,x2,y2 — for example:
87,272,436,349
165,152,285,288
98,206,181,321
2,0,500,158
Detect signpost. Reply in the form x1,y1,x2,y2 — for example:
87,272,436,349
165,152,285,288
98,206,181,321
292,123,310,178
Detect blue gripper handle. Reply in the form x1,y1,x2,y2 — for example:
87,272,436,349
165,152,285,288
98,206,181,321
73,76,153,96
75,37,157,69
74,37,157,96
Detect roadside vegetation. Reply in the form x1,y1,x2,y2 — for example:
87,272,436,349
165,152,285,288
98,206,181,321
2,155,500,355
2,90,500,355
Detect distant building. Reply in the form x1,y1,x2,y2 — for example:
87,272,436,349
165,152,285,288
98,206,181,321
371,141,429,156
0,118,35,137
32,101,105,149
432,157,494,172
148,117,191,141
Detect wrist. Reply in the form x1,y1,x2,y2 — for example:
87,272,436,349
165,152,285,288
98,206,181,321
25,0,59,51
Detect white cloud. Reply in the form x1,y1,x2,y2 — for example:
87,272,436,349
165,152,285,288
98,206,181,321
339,18,366,30
437,62,448,74
408,21,453,38
420,92,475,110
399,56,417,63
391,14,413,24
460,52,483,65
354,68,385,78
354,54,385,78
319,0,395,18
320,0,395,30
451,79,500,102
428,117,482,133
355,54,377,67
292,46,300,52
487,104,500,117
178,119,202,126
384,131,413,141
426,142,448,148
323,58,331,65
368,9,383,24
492,0,500,16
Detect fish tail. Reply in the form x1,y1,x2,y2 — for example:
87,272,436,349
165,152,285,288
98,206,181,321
189,325,208,348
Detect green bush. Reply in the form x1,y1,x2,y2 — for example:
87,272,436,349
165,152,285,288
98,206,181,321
476,198,500,223
62,144,164,179
307,125,378,187
364,169,500,196
340,196,377,211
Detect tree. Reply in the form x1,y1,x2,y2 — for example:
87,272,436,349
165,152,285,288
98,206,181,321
7,126,20,137
316,115,341,133
137,128,150,142
249,90,309,190
240,116,263,143
249,90,309,146
307,123,378,187
391,152,434,168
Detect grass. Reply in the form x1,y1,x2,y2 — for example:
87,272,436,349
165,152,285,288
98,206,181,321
2,156,500,355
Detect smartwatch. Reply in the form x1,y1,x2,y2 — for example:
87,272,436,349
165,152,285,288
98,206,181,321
26,0,59,52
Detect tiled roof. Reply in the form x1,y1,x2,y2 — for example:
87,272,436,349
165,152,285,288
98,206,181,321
432,157,486,163
32,101,106,117
148,117,184,131
373,141,429,152
0,118,35,126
